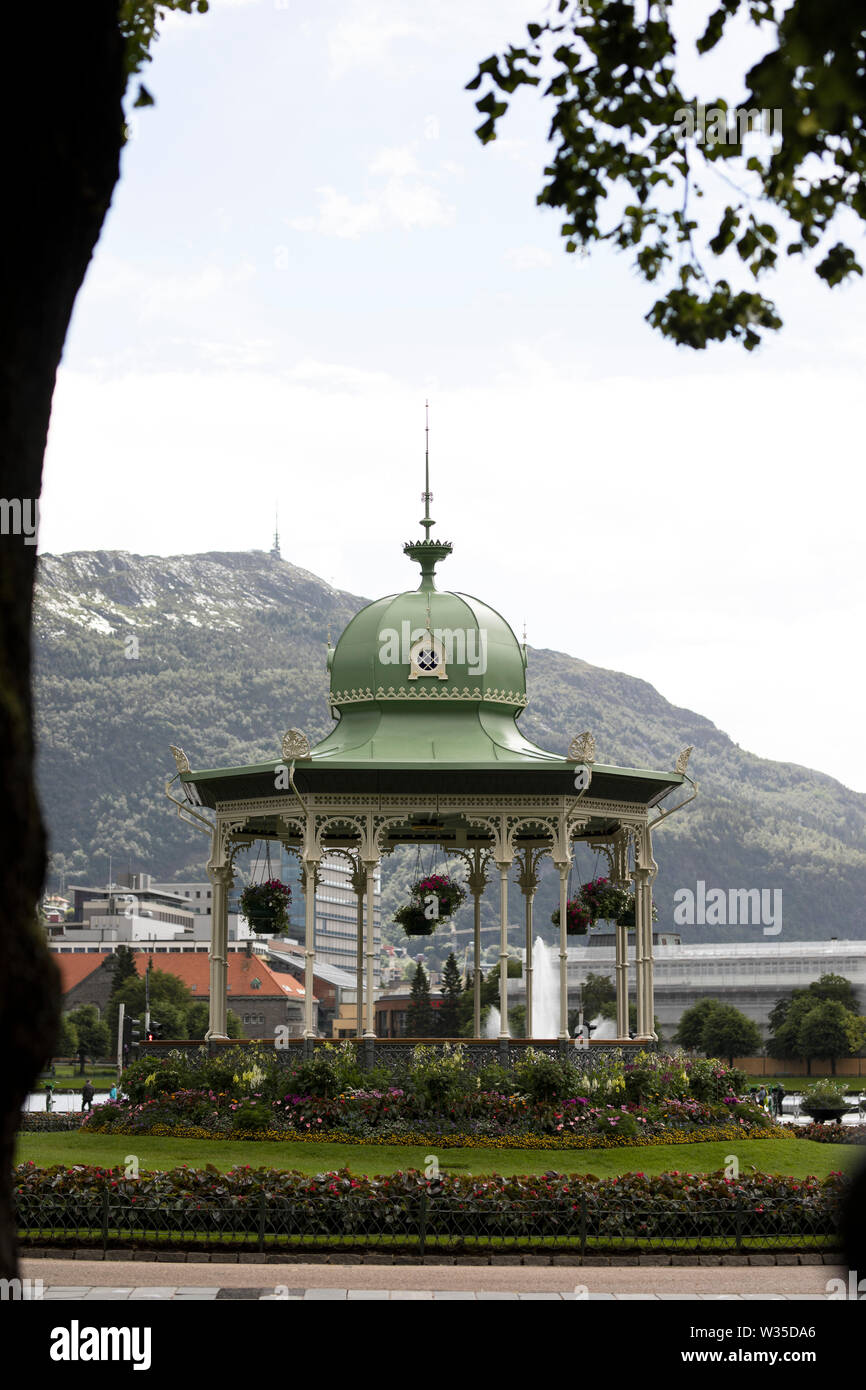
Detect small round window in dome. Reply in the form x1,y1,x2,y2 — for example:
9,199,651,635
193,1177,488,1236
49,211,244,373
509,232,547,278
408,632,448,681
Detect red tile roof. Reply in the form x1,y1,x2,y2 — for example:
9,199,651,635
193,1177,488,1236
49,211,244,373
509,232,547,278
53,953,109,995
131,951,306,1000
50,948,307,1001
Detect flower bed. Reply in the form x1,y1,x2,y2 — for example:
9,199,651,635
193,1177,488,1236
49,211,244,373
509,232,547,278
13,1162,844,1249
19,1112,85,1132
84,1046,779,1149
83,1085,775,1145
787,1122,866,1145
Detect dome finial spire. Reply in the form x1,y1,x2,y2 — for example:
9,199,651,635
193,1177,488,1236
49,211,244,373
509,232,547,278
421,399,433,539
404,398,452,588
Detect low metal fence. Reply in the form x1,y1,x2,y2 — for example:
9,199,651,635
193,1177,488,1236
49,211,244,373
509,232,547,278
15,1192,840,1257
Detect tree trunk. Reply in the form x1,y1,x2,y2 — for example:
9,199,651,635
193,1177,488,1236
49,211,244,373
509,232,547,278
0,3,124,1279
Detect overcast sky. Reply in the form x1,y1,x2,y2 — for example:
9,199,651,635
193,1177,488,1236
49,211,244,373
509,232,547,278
41,0,866,792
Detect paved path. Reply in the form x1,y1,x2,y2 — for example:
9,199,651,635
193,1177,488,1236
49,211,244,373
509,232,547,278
20,1259,843,1300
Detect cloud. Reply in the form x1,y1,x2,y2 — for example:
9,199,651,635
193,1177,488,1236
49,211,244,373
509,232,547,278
288,144,456,238
288,186,381,240
369,146,420,178
503,246,553,271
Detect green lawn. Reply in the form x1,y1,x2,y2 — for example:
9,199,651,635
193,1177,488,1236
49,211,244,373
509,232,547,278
36,1066,117,1093
744,1076,866,1092
15,1131,858,1179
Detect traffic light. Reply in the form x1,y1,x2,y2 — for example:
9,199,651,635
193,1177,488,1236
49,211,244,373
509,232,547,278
148,1018,161,1041
123,1015,142,1058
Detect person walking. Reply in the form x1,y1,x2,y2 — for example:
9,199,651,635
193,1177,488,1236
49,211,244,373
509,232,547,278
109,1083,117,1102
45,1084,54,1113
81,1078,95,1113
773,1083,786,1118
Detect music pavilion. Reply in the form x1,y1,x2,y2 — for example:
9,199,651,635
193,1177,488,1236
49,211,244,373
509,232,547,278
166,493,696,1058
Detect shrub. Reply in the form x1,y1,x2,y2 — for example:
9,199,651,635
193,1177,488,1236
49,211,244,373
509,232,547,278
477,1063,516,1094
513,1051,577,1104
409,1044,472,1107
686,1058,747,1103
120,1053,193,1102
291,1055,339,1099
231,1099,271,1132
594,1109,640,1138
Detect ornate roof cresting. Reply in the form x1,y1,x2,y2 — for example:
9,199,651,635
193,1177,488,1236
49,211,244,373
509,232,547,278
281,729,311,761
169,745,190,774
568,731,596,764
675,745,694,775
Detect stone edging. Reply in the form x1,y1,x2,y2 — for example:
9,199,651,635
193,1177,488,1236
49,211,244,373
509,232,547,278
21,1247,841,1267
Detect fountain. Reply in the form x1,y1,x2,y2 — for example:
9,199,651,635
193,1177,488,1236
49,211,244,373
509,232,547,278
530,936,561,1038
484,1005,508,1038
588,1014,618,1039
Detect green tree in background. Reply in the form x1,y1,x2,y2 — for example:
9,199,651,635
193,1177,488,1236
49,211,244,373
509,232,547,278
769,975,864,1072
106,967,196,1044
469,1,866,350
700,1004,762,1068
579,972,616,1022
107,944,138,996
186,1001,241,1039
406,963,434,1038
797,1000,863,1077
457,970,500,1037
437,954,463,1038
56,1015,79,1058
674,997,723,1050
67,1005,111,1072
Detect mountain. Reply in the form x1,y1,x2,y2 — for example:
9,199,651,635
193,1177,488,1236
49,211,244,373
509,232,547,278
33,549,866,943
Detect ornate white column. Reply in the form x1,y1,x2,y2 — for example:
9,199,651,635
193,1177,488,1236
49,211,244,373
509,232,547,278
633,823,652,1041
302,857,320,1040
496,858,511,1038
517,848,541,1038
363,858,378,1038
554,860,570,1041
351,860,365,1039
646,824,658,1041
612,830,630,1039
466,849,489,1039
205,863,232,1040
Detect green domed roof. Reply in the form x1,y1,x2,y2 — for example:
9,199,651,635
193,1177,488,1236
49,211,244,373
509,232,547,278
328,587,527,708
310,536,563,767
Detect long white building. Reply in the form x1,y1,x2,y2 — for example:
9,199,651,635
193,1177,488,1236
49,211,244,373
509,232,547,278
565,938,866,1038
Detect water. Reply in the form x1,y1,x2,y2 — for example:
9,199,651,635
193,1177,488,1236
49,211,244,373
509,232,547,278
24,1091,111,1113
531,937,560,1038
588,1014,618,1039
484,1006,508,1038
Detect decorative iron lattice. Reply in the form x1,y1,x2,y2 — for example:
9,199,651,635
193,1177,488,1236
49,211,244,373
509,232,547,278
14,1191,841,1258
136,1039,655,1070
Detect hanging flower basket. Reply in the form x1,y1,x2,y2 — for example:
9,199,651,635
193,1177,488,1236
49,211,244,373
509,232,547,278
394,902,436,936
239,879,292,934
395,873,466,937
578,877,632,923
551,899,593,935
613,894,658,927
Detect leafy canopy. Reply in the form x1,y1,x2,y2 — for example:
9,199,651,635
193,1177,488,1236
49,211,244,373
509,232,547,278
120,1,209,109
468,0,866,349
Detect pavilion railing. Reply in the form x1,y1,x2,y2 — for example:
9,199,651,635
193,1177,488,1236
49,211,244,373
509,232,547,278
134,1038,654,1069
15,1191,840,1257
